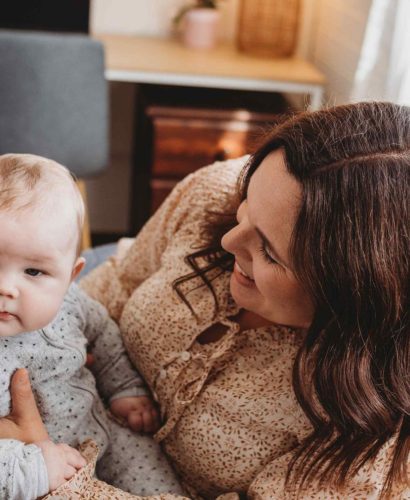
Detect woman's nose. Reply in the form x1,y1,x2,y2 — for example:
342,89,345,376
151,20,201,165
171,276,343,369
221,222,252,261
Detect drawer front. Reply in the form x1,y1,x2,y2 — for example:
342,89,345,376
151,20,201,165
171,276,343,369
151,116,265,177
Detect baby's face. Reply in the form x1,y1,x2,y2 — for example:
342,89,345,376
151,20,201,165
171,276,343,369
0,206,83,337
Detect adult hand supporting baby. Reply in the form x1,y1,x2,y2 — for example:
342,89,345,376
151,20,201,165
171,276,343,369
0,368,49,443
0,369,86,491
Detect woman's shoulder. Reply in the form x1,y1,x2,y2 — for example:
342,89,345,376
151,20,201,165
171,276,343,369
188,155,248,191
149,156,248,235
176,155,248,213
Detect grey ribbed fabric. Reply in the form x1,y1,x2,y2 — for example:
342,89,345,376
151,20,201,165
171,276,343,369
0,29,108,177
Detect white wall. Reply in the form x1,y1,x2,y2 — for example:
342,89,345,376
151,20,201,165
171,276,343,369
90,0,240,42
310,0,372,104
86,0,371,234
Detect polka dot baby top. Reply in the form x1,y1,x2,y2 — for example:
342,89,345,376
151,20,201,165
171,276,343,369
81,158,408,499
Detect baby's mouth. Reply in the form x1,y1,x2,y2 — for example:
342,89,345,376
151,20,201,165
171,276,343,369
0,311,16,321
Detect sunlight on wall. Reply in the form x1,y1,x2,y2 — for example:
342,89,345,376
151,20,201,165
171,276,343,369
90,0,240,42
312,0,372,104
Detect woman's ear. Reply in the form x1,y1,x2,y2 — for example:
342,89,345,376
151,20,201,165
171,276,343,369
71,256,86,282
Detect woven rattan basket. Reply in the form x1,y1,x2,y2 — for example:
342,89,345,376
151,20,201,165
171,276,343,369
237,0,300,57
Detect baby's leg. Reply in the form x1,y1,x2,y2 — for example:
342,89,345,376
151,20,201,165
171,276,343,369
96,420,184,496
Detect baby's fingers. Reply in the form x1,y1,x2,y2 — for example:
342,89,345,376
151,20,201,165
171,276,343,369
60,444,87,469
63,463,78,480
151,407,161,432
142,408,157,433
128,410,143,432
128,408,160,433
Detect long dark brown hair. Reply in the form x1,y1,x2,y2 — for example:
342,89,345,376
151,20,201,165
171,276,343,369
175,102,410,497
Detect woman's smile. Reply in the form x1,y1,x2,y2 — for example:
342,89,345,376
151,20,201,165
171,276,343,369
233,261,256,288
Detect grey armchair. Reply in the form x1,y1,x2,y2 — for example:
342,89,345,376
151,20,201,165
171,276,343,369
0,29,109,248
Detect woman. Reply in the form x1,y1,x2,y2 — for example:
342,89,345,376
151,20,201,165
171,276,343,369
2,102,409,498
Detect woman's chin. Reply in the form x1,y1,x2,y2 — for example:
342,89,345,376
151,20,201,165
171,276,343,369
229,275,310,330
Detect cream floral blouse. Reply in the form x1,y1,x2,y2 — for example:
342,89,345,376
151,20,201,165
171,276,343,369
80,158,408,500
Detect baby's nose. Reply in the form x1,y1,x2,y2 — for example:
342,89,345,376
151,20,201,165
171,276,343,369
0,277,19,299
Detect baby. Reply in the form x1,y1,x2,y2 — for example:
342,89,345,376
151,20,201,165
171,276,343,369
0,154,183,499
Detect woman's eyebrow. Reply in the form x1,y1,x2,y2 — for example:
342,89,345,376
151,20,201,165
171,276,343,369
254,227,290,268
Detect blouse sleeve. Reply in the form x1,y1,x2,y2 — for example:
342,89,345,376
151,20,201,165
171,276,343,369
244,438,409,500
80,157,246,322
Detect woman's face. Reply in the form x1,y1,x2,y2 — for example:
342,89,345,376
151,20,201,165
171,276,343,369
221,149,314,329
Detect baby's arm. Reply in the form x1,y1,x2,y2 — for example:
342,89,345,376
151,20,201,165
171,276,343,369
76,285,159,432
0,439,49,499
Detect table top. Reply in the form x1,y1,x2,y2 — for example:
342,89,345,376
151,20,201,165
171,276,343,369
94,34,326,92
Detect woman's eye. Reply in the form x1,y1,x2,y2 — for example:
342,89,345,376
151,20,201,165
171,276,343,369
24,268,43,277
259,244,278,265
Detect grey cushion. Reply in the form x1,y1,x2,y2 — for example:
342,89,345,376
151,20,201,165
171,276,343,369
0,29,108,176
77,243,117,280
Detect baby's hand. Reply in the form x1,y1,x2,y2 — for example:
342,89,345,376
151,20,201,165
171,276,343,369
110,396,160,433
35,440,86,492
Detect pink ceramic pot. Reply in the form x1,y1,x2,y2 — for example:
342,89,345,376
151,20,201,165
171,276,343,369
183,8,220,49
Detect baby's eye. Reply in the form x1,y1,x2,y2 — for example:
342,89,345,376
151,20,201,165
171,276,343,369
24,268,43,277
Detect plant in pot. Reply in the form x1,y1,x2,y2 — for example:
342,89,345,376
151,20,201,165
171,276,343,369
174,0,223,49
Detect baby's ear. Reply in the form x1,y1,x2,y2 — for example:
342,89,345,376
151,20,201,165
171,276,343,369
71,256,86,282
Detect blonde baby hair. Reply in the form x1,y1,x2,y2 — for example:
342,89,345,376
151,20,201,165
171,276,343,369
0,153,85,256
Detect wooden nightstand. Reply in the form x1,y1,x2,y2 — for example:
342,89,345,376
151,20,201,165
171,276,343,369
94,34,325,234
133,85,289,224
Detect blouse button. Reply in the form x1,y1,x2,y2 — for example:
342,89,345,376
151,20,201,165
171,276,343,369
180,350,191,361
159,368,167,379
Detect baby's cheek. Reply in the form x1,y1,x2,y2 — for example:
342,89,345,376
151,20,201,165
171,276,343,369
26,295,61,330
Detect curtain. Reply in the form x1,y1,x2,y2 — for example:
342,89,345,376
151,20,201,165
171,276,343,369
350,0,410,105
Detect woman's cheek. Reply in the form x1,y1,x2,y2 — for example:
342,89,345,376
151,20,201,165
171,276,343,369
255,264,288,301
253,263,273,291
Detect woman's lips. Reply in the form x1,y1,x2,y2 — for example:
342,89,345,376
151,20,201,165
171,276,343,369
233,262,256,288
